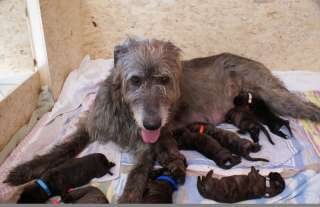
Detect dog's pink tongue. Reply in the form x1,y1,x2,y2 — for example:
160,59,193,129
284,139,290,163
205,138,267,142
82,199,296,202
141,129,161,143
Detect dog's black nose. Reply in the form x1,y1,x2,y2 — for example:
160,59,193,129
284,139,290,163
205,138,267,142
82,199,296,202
143,119,161,130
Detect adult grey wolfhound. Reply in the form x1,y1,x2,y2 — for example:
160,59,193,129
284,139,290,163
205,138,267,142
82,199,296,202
5,38,320,203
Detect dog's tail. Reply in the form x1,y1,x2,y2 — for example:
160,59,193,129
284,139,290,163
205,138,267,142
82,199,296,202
254,86,320,122
240,61,320,122
4,126,90,186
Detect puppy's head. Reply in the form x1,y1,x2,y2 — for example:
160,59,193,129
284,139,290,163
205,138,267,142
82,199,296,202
234,91,250,106
17,182,49,203
265,172,285,197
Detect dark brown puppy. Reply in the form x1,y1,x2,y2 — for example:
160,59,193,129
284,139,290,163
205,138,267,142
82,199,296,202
197,167,285,203
234,91,293,139
62,186,108,203
225,104,274,145
173,128,241,169
17,153,115,203
142,168,178,203
187,123,269,162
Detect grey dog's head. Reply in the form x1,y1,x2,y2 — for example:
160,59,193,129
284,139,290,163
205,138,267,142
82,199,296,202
113,38,182,143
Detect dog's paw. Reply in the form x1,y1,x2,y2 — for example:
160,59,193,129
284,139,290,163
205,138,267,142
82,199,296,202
4,164,34,186
118,191,141,203
166,158,187,184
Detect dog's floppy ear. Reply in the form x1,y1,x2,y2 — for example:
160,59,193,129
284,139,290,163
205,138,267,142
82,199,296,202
163,41,182,57
114,44,129,66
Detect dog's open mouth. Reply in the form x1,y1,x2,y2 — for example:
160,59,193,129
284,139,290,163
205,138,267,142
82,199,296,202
141,128,161,143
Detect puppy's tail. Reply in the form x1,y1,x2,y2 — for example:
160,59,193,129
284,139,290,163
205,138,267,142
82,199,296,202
244,155,269,162
4,126,90,186
255,86,320,122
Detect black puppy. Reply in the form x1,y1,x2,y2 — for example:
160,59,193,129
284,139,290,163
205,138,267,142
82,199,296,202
225,104,274,144
62,186,109,203
173,128,241,169
234,91,293,139
17,153,115,203
197,167,285,203
142,168,178,203
187,123,269,162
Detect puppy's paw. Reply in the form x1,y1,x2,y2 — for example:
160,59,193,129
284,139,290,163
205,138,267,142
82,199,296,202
219,155,241,169
250,143,262,153
197,170,214,197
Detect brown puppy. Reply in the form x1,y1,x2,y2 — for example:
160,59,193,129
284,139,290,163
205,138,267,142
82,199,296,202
187,123,269,162
17,153,115,203
234,91,293,139
173,128,241,169
197,167,285,203
142,168,178,203
225,106,274,144
62,186,108,203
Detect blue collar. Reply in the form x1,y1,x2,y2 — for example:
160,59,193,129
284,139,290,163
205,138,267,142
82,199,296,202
36,179,52,197
155,175,178,191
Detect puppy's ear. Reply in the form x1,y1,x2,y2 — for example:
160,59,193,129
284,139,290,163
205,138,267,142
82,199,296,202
114,44,129,66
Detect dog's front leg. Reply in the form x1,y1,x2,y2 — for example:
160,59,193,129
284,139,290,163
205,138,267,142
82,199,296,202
118,147,155,203
153,135,187,184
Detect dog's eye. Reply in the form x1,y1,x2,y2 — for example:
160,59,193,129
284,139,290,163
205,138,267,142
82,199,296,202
159,76,170,85
130,76,142,86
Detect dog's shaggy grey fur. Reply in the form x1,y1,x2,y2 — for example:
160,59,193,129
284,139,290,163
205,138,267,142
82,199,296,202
5,38,320,203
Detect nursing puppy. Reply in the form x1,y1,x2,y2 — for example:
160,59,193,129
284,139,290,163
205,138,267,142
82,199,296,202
173,128,241,169
197,167,285,203
225,106,274,144
17,153,115,203
187,123,269,162
142,168,178,203
62,186,109,203
234,91,293,139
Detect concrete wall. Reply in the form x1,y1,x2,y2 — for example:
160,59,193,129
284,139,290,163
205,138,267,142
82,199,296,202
38,0,320,99
81,0,320,71
40,0,82,100
0,73,40,151
0,0,33,72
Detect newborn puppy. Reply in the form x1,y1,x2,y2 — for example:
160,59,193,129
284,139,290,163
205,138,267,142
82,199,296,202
173,128,241,169
62,186,108,203
234,91,293,139
187,123,269,162
197,167,285,203
17,153,115,203
142,168,178,203
225,106,274,144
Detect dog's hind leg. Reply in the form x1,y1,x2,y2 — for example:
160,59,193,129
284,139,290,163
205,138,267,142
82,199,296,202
4,127,90,186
